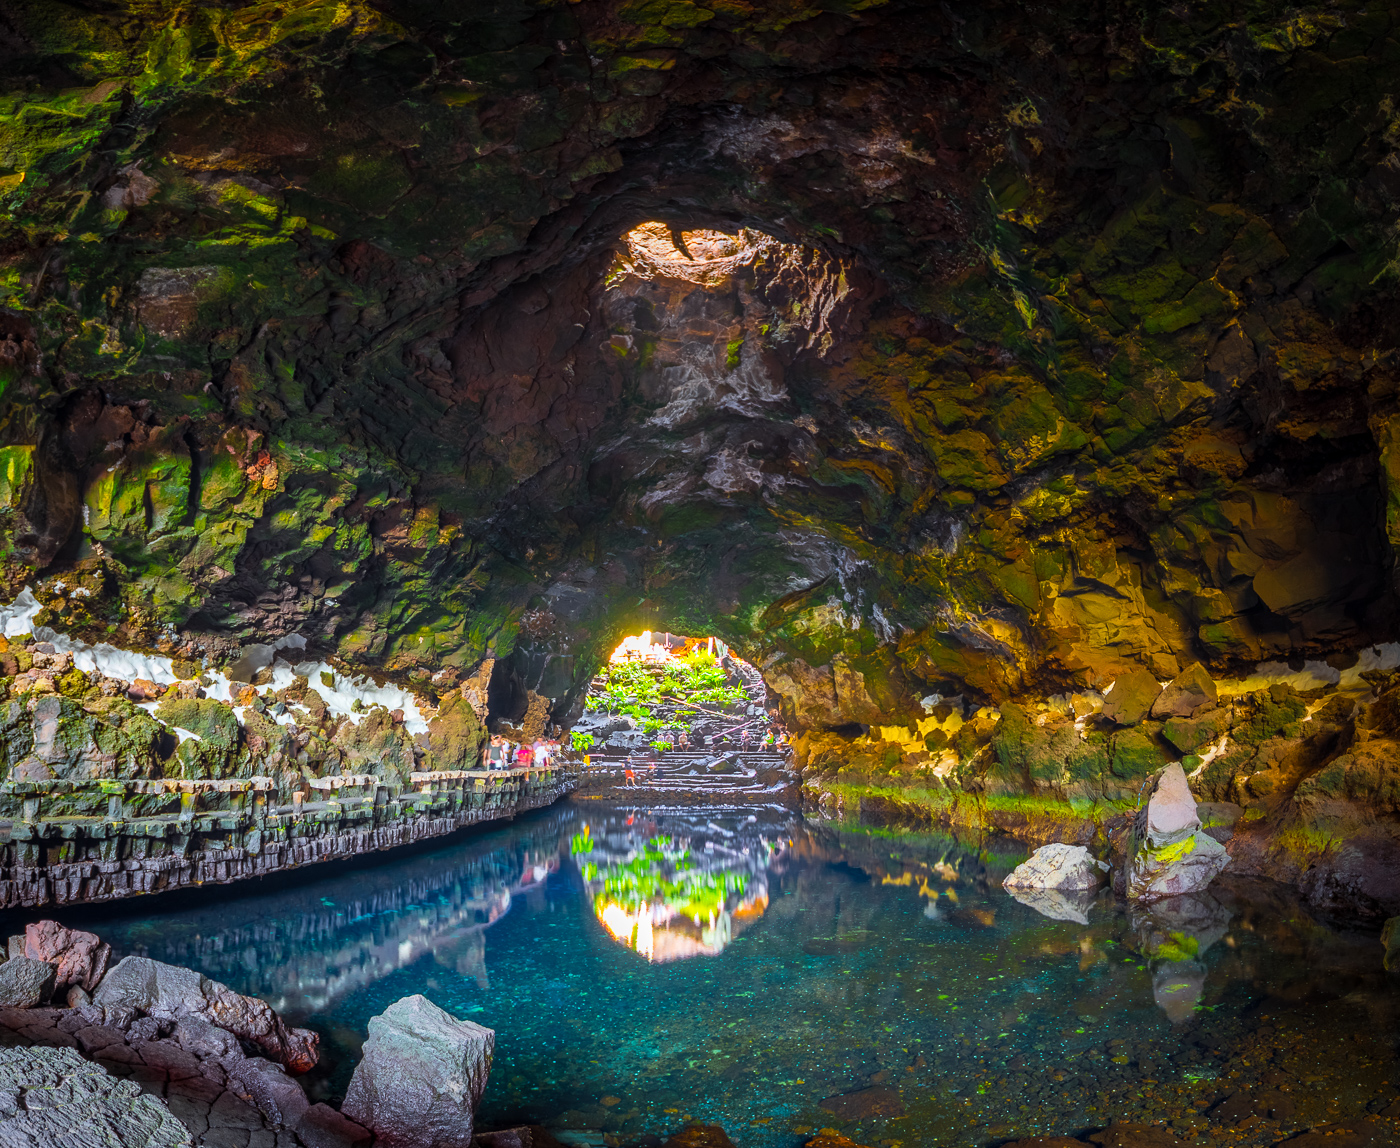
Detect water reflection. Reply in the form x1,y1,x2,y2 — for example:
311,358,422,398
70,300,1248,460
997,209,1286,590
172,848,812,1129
1130,893,1233,1023
9,802,1394,1147
573,812,782,960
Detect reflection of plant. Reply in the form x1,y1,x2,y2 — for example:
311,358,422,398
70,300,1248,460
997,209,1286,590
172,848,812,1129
585,835,747,921
571,731,595,752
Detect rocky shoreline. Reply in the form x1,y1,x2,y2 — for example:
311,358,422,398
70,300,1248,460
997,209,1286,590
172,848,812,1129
796,656,1400,923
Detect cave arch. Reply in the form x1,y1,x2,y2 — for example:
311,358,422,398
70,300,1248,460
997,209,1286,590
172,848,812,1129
0,0,1395,779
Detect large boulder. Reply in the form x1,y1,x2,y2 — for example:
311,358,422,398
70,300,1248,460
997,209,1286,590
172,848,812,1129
0,957,56,1007
1126,764,1230,902
1003,843,1109,891
0,1043,191,1147
1102,668,1162,726
92,956,318,1072
1150,663,1218,720
22,920,110,993
342,994,494,1148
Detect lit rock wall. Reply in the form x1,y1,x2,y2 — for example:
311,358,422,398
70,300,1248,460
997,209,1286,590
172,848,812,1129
4,0,1400,906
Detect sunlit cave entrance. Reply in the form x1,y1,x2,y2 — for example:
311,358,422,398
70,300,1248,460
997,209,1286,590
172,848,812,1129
573,630,778,757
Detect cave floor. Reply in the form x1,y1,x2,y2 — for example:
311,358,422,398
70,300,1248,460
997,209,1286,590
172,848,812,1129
29,797,1400,1148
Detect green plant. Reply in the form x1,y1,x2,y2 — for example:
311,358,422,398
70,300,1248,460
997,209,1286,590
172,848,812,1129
651,740,673,751
571,731,595,752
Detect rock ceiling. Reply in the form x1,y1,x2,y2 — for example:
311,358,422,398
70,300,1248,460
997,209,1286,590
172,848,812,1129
1,0,1398,738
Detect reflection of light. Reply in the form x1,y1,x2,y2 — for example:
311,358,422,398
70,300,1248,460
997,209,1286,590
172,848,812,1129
733,892,768,923
600,902,635,944
609,632,675,664
598,900,656,959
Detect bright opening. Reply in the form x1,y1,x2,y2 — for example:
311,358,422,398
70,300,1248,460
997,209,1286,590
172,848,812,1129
615,222,771,286
572,631,783,756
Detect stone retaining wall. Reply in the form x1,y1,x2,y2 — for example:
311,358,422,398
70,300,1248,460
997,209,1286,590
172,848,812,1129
0,766,578,909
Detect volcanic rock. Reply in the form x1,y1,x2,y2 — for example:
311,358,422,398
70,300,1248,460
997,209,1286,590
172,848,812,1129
1128,765,1229,902
93,955,318,1072
22,920,110,993
1150,664,1218,720
1102,670,1163,727
0,957,56,1008
0,1043,191,1147
1003,843,1109,891
341,994,494,1148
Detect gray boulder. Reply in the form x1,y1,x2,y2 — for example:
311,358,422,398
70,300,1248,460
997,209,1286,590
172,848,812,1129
1003,843,1108,892
1127,763,1230,902
0,958,56,1008
224,1056,310,1127
93,956,318,1072
342,994,494,1148
0,1043,191,1147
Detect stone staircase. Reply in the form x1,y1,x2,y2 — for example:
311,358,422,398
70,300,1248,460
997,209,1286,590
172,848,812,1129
578,748,795,804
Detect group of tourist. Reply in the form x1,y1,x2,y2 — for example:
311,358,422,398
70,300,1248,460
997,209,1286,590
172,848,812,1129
483,734,562,770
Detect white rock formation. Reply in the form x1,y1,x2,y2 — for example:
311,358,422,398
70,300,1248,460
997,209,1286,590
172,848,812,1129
1127,763,1230,902
1003,842,1109,891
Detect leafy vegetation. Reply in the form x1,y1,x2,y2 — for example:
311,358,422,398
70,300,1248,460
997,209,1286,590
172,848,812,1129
584,650,747,730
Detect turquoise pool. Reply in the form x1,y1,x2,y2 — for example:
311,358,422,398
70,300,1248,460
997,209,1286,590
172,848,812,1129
13,800,1397,1148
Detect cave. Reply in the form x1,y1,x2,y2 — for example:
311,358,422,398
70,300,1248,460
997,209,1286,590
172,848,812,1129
1,1,1400,1145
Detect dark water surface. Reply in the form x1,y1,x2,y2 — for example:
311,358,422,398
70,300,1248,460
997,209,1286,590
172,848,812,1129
10,798,1398,1147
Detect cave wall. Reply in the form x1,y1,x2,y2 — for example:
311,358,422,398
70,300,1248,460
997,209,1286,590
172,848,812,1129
1,1,1399,765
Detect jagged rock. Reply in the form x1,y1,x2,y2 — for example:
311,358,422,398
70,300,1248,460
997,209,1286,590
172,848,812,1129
223,1055,310,1127
1102,669,1163,727
342,994,494,1148
169,1015,242,1059
1003,843,1108,891
22,920,110,993
0,958,56,1008
1150,663,1218,720
1127,765,1230,902
0,1043,191,1147
93,955,319,1072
